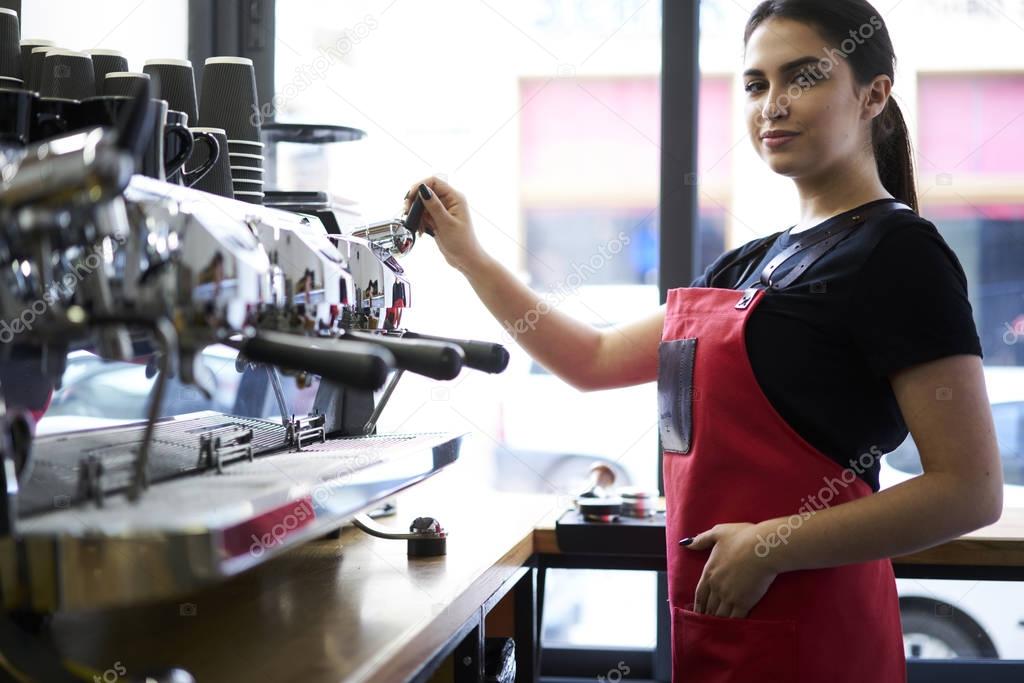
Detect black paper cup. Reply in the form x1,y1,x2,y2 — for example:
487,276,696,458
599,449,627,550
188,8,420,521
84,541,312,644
143,58,198,123
0,8,21,80
19,39,53,87
198,56,260,141
28,45,58,92
85,49,129,87
40,49,95,100
103,70,150,98
229,165,263,181
0,1,18,21
228,151,263,168
234,190,264,205
227,138,263,151
0,75,21,89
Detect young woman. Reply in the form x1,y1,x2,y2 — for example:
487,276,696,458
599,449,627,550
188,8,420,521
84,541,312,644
404,1,1003,680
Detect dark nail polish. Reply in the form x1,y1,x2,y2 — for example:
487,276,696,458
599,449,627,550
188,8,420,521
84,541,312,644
418,183,432,200
679,537,693,546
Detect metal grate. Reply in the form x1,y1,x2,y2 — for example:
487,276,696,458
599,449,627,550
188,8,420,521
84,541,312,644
19,413,289,517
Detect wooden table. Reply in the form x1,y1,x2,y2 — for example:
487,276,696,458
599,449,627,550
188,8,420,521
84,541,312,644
44,471,1024,682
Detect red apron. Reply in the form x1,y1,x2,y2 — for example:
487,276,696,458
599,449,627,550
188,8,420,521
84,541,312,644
660,203,908,682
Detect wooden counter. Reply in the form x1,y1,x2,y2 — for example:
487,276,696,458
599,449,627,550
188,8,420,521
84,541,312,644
49,468,559,683
891,506,1024,567
533,501,1024,570
45,471,1024,682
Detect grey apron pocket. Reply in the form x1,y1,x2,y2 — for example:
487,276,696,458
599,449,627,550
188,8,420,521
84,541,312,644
658,337,696,454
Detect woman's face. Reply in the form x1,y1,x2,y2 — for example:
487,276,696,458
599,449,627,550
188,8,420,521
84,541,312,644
743,17,881,179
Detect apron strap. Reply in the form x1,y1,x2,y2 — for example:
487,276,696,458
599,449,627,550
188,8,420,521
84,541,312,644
735,199,912,309
706,232,781,289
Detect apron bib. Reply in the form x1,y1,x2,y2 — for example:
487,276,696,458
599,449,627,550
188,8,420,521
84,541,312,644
660,201,911,682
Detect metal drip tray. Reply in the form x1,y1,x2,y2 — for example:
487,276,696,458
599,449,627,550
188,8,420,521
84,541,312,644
19,412,291,517
2,421,465,612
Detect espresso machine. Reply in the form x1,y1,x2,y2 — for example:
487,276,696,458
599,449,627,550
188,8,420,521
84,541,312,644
0,94,509,618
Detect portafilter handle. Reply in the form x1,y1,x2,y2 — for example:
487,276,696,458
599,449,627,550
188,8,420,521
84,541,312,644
231,330,396,392
404,195,433,237
399,331,509,374
342,329,464,381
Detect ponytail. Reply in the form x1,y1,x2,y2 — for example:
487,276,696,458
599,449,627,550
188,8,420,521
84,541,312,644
872,96,918,212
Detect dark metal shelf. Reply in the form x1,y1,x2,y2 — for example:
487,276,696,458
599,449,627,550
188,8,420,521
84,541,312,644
261,122,367,145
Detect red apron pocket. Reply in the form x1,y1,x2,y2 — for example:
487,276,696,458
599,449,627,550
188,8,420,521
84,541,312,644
673,606,797,683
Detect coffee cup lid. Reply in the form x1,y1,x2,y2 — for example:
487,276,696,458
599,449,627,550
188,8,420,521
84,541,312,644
21,39,56,47
45,49,91,59
190,126,227,134
0,8,18,18
45,48,91,58
31,46,57,54
145,58,192,68
105,71,150,79
85,49,125,57
205,56,253,67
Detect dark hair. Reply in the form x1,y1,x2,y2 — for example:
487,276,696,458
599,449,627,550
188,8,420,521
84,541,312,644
744,0,918,212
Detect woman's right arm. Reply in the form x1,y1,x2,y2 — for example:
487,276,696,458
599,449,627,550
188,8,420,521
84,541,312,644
404,177,664,392
463,253,665,391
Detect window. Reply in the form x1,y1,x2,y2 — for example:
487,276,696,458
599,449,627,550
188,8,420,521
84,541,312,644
917,74,1024,370
21,1,188,69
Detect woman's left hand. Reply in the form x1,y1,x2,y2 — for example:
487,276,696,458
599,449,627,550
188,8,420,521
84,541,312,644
682,522,779,618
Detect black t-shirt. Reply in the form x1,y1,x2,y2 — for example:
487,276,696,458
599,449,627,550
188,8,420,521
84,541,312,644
690,198,984,491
